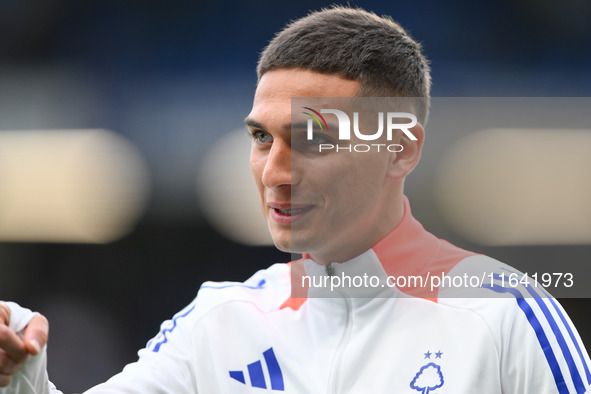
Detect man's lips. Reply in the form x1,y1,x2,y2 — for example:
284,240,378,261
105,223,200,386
268,203,313,224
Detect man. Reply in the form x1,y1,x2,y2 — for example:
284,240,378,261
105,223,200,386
1,6,590,393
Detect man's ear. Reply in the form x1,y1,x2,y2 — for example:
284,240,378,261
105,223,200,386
386,123,425,180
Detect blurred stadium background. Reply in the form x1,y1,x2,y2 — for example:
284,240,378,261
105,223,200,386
0,0,590,391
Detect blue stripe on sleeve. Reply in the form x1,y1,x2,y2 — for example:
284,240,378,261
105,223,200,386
546,297,591,386
497,270,591,388
535,285,591,387
483,283,569,394
201,279,266,290
524,286,586,393
151,303,196,353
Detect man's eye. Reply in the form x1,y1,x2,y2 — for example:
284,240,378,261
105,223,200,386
252,131,272,144
308,132,331,145
290,132,334,154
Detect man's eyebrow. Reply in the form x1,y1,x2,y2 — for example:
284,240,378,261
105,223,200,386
244,117,263,129
244,117,294,133
293,121,338,132
291,122,309,130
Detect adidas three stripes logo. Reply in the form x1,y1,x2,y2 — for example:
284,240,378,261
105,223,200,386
229,347,285,391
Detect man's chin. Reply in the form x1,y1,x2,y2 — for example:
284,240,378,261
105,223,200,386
270,235,317,256
272,241,292,253
271,240,305,255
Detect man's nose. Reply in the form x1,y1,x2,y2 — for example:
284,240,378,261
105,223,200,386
261,139,292,188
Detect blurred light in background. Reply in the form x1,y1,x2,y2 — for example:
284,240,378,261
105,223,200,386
435,128,591,245
196,129,272,246
0,129,150,243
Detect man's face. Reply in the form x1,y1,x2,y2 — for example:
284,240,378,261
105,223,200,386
246,69,408,264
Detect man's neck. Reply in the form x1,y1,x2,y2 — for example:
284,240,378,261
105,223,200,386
308,194,406,266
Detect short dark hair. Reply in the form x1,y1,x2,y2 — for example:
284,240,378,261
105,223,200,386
257,6,431,125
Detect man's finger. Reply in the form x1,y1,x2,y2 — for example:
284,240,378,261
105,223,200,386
0,373,13,388
0,303,9,326
23,314,49,356
0,324,27,362
0,350,22,375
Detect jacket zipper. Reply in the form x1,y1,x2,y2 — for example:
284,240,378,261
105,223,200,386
327,296,352,394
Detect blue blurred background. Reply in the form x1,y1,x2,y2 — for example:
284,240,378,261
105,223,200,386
0,0,590,391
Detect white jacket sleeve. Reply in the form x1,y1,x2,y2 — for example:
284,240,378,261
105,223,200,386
1,299,200,394
0,302,62,394
498,295,591,394
84,300,199,394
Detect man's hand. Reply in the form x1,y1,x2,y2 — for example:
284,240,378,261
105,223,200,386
0,302,49,387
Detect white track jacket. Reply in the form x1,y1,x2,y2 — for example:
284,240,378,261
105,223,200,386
5,198,591,393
